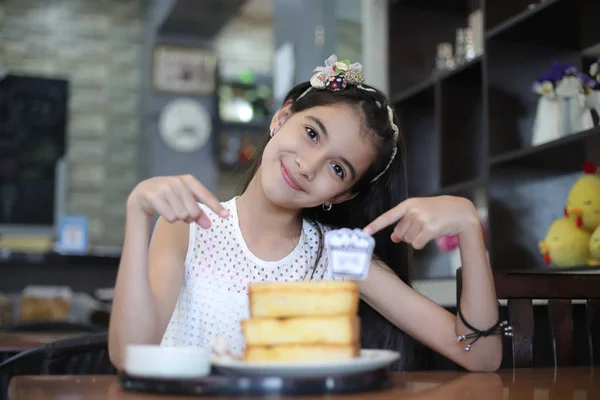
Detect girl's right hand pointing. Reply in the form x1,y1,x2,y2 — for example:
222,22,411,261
127,174,229,228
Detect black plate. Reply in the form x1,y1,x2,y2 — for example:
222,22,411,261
119,367,395,397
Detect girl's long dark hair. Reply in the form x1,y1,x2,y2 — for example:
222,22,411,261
240,81,426,370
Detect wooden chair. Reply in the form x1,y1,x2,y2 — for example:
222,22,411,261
0,331,116,398
456,268,600,368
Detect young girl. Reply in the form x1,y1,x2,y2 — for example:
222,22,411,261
108,56,503,372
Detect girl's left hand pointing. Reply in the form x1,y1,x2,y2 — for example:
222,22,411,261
363,196,481,249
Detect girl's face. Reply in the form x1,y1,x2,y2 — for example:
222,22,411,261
260,103,377,210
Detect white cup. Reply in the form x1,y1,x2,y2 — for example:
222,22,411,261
124,345,211,378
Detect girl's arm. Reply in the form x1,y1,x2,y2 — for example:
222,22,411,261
108,208,188,370
108,174,228,370
359,221,502,372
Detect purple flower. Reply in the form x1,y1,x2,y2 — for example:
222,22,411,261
535,61,580,84
577,72,597,88
565,66,578,75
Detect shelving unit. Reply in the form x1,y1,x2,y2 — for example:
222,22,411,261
214,76,272,201
389,0,600,279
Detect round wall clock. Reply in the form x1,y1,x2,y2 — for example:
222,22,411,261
158,98,211,152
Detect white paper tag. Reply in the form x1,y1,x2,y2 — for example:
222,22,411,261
325,228,375,280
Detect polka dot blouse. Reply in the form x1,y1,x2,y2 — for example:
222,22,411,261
160,197,337,355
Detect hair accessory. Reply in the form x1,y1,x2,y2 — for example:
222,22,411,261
322,202,332,211
298,55,374,101
298,54,401,183
369,106,400,183
457,300,513,351
312,54,364,89
269,128,274,137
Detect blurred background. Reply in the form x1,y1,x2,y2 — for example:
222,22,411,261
0,0,388,330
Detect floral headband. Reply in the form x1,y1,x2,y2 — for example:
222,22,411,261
297,55,400,183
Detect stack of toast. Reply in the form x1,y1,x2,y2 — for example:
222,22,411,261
241,280,361,362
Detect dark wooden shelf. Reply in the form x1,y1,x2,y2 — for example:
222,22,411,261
438,55,483,80
486,0,600,50
388,1,481,100
390,77,436,105
440,58,484,187
389,0,600,278
391,56,482,105
490,126,600,170
486,0,562,40
398,85,439,198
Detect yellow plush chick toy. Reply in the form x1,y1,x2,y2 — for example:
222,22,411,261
539,217,592,267
564,161,600,232
590,225,600,266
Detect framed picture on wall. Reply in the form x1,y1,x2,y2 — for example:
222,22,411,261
152,44,218,95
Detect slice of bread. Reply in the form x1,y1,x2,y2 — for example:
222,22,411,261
248,281,359,318
242,315,359,346
244,344,359,362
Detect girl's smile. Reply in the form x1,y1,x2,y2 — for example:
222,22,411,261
280,162,304,192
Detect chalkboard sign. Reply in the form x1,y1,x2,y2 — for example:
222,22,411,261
0,73,68,227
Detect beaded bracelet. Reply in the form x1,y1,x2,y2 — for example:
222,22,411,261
457,301,513,351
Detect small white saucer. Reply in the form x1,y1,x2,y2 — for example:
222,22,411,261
124,345,211,378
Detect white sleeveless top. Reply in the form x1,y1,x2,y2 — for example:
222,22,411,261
160,197,337,355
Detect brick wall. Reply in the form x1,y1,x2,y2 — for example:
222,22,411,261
0,0,143,248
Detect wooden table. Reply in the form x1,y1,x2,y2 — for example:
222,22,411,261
7,367,599,399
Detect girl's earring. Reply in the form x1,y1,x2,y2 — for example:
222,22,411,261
322,202,332,211
269,128,275,137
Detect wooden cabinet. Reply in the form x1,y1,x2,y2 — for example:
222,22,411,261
388,0,600,278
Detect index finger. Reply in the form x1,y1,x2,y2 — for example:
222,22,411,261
363,203,407,236
181,175,229,218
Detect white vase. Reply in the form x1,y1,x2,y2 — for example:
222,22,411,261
532,97,563,146
531,96,593,147
584,91,600,118
565,96,594,133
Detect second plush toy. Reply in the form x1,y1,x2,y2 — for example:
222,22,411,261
539,217,593,267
